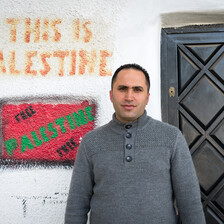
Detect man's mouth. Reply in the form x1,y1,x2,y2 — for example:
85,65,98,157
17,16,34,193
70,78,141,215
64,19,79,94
122,105,136,110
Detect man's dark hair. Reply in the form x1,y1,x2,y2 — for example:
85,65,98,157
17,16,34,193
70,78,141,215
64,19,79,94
111,63,150,92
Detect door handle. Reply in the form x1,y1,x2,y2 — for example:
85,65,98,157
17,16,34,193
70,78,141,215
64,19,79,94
169,87,175,97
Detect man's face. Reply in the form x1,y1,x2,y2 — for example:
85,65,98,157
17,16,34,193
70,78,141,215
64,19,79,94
110,68,150,123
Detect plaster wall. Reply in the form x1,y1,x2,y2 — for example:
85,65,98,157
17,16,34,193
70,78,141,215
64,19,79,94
1,0,224,223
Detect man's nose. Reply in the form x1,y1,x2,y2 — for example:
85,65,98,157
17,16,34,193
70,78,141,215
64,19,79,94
125,89,133,101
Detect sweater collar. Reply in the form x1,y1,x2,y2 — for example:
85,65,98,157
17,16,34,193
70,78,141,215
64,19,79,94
110,110,150,132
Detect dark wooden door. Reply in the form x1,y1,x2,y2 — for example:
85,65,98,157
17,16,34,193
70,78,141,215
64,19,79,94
161,26,224,223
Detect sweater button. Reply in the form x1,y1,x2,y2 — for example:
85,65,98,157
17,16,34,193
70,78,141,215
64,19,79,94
126,144,132,150
125,124,132,129
126,156,132,162
126,133,132,138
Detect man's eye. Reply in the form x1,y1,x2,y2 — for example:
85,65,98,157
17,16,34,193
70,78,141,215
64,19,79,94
118,87,127,91
134,87,143,92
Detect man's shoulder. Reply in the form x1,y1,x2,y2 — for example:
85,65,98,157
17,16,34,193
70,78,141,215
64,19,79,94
143,117,182,147
81,121,111,143
148,117,180,133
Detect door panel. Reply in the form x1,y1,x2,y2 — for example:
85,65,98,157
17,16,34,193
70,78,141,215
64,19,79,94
161,26,224,223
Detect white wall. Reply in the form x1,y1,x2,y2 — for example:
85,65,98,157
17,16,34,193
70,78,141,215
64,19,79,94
1,0,224,223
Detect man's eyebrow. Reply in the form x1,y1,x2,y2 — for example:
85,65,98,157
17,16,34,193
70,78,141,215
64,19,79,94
117,85,128,88
116,85,145,91
117,85,143,88
133,86,143,89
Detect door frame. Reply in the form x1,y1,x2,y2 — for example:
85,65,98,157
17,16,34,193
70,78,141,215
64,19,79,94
161,24,224,223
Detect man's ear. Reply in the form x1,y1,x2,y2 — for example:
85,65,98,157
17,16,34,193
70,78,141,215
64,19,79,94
147,93,150,104
109,90,113,102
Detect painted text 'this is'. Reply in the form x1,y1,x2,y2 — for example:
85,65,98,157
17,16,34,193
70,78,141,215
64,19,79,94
6,18,92,43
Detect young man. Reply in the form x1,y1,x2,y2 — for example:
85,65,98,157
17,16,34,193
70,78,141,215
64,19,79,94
65,64,205,224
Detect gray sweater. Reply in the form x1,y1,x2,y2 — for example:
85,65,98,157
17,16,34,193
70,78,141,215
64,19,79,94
65,112,205,224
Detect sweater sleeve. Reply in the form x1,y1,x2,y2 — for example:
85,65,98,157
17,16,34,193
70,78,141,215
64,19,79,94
171,131,206,224
64,140,94,224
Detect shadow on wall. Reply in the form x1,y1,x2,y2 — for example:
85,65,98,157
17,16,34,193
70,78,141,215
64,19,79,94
161,11,224,28
0,96,97,167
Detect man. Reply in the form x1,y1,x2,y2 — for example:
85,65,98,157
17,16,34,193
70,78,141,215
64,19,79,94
65,64,205,224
